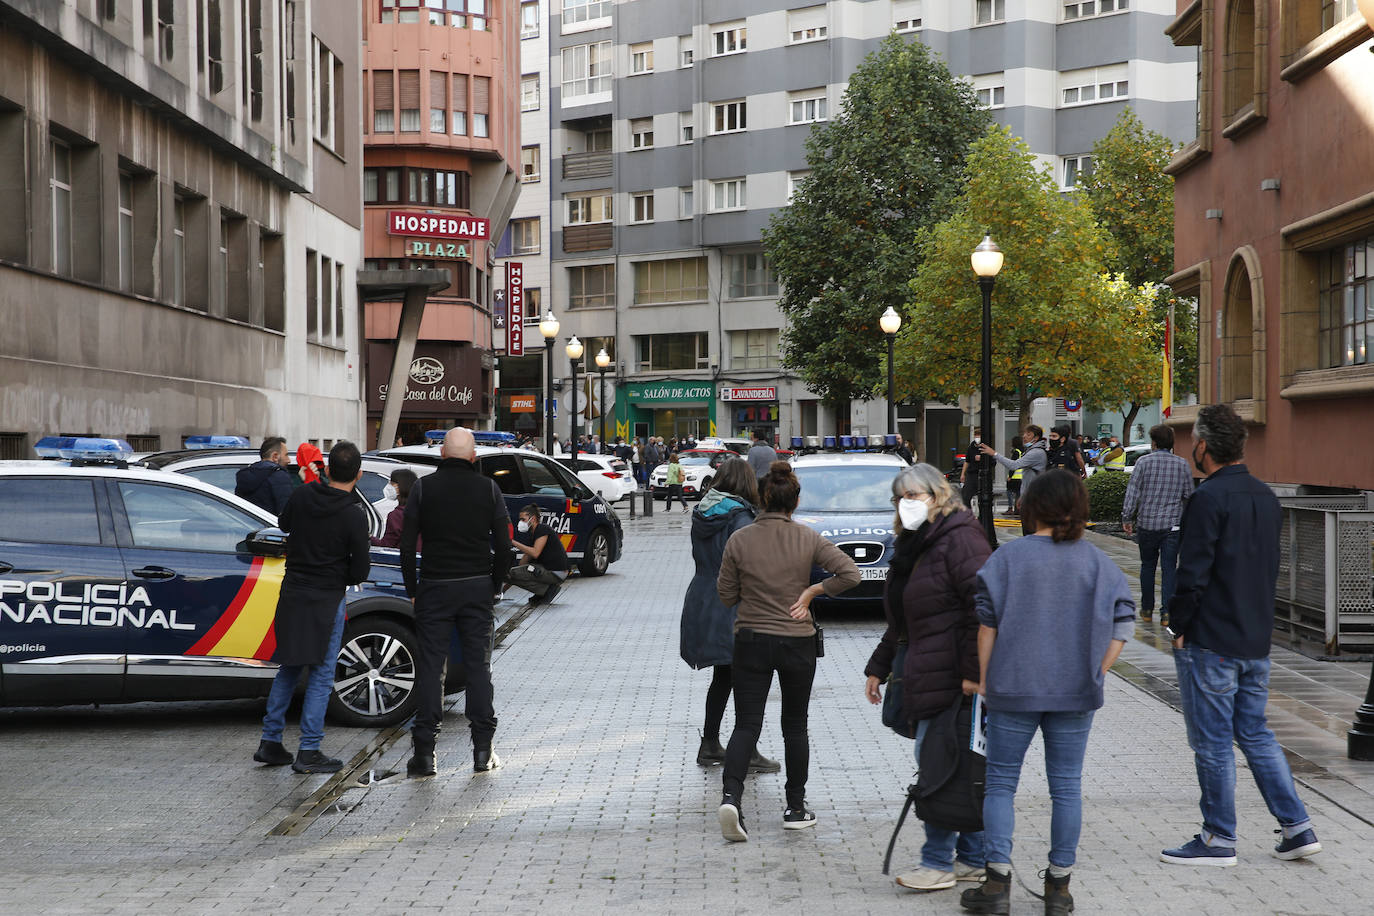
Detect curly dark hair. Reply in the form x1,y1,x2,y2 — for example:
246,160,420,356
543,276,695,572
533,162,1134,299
1194,403,1247,464
1019,469,1088,542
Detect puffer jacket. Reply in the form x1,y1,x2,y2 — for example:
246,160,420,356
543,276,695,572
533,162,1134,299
680,491,755,669
865,509,991,724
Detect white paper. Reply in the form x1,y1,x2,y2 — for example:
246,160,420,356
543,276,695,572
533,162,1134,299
971,694,988,757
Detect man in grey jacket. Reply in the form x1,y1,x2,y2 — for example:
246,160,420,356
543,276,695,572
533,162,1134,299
978,424,1049,513
745,432,778,481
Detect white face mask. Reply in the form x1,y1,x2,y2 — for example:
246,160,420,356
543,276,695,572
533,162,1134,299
972,437,981,445
897,497,930,531
383,484,398,502
517,520,531,533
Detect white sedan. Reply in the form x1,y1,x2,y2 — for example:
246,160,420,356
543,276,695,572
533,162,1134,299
649,449,736,501
557,454,637,502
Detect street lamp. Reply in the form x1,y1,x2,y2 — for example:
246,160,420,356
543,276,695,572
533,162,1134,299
971,234,1004,549
879,306,902,441
539,311,560,457
566,336,584,459
595,347,611,452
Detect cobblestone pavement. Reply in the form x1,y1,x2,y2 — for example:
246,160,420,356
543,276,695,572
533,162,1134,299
1,509,1372,914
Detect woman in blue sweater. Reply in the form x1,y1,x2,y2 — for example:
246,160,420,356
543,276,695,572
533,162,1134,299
961,470,1135,916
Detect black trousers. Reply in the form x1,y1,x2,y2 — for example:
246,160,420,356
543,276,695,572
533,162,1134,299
412,576,497,749
723,628,817,808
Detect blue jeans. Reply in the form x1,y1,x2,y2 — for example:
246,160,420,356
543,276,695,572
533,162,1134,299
1136,528,1180,613
1174,646,1311,845
261,600,346,751
982,709,1095,868
913,718,985,870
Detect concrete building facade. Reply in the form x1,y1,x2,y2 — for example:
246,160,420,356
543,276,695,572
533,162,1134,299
537,0,1197,457
0,0,365,456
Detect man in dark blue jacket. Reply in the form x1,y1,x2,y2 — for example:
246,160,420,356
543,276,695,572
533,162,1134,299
1160,405,1320,867
235,436,294,515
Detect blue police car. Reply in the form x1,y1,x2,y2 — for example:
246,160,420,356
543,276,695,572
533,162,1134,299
0,438,458,727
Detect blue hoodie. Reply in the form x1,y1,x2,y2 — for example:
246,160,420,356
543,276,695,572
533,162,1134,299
680,493,755,669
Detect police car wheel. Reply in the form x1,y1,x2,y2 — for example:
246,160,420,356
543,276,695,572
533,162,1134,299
579,528,611,577
328,616,420,728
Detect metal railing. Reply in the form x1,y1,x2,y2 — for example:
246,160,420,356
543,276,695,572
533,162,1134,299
1275,494,1374,655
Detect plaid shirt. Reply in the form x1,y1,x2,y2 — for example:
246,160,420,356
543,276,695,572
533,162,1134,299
1121,449,1194,530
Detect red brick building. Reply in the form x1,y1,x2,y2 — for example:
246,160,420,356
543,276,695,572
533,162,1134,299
1165,1,1374,491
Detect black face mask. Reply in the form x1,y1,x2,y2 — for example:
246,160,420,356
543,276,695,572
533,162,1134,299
1192,441,1206,474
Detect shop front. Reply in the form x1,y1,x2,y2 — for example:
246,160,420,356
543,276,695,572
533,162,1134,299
615,379,716,442
721,386,780,444
366,342,485,447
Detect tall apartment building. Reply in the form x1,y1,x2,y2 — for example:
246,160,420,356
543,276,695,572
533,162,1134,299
0,0,365,455
540,0,1197,454
361,0,522,446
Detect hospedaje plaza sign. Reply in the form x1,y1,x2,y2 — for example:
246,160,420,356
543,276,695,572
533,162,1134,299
386,210,489,258
612,380,718,441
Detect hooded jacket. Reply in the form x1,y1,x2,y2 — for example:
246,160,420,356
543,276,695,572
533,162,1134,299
234,460,294,515
680,491,755,669
865,508,991,724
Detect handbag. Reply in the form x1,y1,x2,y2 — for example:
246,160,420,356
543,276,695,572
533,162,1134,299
811,603,824,658
910,693,985,834
881,640,918,738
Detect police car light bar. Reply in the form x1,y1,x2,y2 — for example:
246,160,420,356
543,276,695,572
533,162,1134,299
184,435,251,450
34,436,77,459
424,429,448,444
788,432,903,457
55,437,135,463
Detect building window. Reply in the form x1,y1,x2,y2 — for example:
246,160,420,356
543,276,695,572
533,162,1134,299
788,6,827,43
787,170,811,202
1223,0,1256,119
154,0,175,62
430,71,448,132
788,90,827,125
200,0,226,94
630,41,654,74
631,192,655,223
893,0,922,31
712,100,747,134
314,39,339,148
1062,155,1094,189
473,76,491,137
520,0,540,37
373,70,394,132
382,0,488,28
634,258,708,304
172,195,186,305
679,35,694,67
1318,234,1374,369
563,0,610,27
511,218,541,255
637,332,710,371
630,117,654,149
364,167,471,207
975,0,1006,24
521,74,541,111
562,41,612,99
710,178,746,212
727,253,778,298
522,145,541,182
524,288,543,323
50,140,72,276
118,173,134,292
1164,2,1211,172
452,73,468,135
711,22,747,56
1220,257,1256,401
567,192,613,225
973,75,1005,109
1060,66,1129,106
569,264,615,309
399,70,421,132
1064,0,1128,18
731,329,781,369
679,187,694,219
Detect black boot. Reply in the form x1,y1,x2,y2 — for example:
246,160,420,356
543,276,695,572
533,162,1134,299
959,866,1010,915
697,736,726,766
292,749,343,774
253,739,293,766
748,750,781,773
407,740,437,778
1043,871,1074,915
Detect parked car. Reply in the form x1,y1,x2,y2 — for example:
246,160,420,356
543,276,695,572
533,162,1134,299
648,448,736,501
557,454,636,503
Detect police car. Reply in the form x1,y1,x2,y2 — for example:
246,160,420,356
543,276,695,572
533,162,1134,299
790,448,907,603
0,438,459,728
376,443,623,577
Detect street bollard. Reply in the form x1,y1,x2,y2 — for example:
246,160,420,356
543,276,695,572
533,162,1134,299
642,487,653,517
628,490,636,518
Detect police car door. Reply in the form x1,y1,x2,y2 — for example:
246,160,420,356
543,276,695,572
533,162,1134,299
520,455,588,560
108,479,279,701
0,474,126,704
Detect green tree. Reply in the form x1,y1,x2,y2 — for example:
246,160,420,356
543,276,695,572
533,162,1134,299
762,34,989,419
897,126,1137,422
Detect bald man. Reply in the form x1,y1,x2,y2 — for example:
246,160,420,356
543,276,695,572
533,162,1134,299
400,426,513,776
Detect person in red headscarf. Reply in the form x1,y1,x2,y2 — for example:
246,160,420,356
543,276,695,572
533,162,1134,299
296,442,327,484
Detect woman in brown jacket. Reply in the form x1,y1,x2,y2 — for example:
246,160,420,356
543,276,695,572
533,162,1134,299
715,461,860,842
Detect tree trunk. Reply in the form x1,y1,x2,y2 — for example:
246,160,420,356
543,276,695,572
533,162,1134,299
1120,402,1142,446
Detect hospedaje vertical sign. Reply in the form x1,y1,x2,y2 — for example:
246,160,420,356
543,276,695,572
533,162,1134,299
507,262,524,357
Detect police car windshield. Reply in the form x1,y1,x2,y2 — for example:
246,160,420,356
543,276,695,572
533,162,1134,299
794,465,898,513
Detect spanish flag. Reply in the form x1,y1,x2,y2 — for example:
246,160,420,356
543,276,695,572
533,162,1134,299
1162,310,1173,419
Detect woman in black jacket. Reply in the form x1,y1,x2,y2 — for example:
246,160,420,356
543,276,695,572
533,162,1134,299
864,462,992,894
680,458,778,773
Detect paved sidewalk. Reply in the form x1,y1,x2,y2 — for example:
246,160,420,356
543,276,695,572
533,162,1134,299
1,510,1371,914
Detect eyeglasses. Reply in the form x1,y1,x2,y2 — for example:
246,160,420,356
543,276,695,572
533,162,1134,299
890,492,929,506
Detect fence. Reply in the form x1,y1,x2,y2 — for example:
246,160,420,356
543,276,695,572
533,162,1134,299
1274,495,1374,656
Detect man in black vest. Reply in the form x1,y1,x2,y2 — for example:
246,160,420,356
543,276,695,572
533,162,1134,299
401,427,513,776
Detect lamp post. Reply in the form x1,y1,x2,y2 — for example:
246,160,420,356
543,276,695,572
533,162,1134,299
566,336,584,459
971,234,1004,549
595,347,611,451
539,311,560,457
879,307,902,439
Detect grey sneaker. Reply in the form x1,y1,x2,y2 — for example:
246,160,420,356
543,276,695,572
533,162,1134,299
895,866,955,891
954,862,986,882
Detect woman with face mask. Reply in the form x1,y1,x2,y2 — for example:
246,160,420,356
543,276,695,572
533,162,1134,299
507,504,569,606
864,462,992,894
371,468,418,548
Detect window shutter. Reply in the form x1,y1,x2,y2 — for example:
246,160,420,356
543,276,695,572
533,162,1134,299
452,73,468,111
429,70,447,108
373,70,394,109
474,76,491,114
399,70,420,109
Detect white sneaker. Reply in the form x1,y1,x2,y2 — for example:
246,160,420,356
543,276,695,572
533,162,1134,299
954,862,986,882
895,867,956,891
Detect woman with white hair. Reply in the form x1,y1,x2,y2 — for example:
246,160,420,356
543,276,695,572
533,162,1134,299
864,462,992,893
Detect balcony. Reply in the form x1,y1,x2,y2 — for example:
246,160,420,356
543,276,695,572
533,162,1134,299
563,224,613,253
563,151,612,180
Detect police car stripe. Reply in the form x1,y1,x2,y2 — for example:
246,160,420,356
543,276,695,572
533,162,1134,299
185,558,285,659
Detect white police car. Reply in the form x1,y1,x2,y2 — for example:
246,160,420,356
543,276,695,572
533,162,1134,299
790,448,907,604
0,438,460,727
